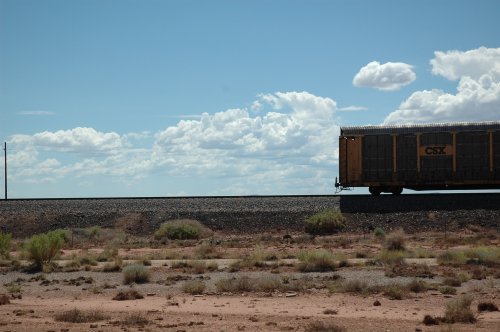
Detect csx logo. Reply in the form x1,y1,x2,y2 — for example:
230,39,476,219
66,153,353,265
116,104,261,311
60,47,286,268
425,146,446,155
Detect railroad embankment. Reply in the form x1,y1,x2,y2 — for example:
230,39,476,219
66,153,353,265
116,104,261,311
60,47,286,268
0,194,499,237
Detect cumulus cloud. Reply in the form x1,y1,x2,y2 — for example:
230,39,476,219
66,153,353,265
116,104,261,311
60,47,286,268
353,61,416,91
384,46,500,124
8,91,341,194
10,127,125,154
430,47,500,80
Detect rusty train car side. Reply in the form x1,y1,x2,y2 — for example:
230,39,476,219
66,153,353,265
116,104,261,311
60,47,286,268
335,121,500,195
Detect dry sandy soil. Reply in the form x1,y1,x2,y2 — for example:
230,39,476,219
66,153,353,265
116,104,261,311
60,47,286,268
0,228,499,332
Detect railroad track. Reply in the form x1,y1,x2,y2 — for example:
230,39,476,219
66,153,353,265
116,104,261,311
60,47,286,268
1,193,499,236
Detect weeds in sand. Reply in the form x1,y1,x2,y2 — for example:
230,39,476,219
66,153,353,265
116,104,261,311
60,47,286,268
297,250,336,272
0,232,11,259
443,295,476,323
54,309,109,323
112,289,144,300
123,313,149,326
407,279,429,293
305,321,346,332
384,229,406,251
439,286,457,295
122,264,150,284
102,257,123,272
182,280,206,295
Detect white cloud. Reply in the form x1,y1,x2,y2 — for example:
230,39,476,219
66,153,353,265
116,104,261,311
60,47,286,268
338,105,368,112
430,47,500,80
384,47,500,124
10,127,124,154
353,61,416,91
17,111,55,116
7,91,341,194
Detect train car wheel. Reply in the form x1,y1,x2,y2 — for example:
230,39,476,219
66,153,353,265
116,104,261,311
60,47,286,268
369,186,381,196
391,187,403,195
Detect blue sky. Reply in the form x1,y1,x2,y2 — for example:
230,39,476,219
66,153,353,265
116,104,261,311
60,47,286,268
1,0,499,197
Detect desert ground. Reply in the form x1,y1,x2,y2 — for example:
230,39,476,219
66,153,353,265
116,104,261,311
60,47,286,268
0,221,499,332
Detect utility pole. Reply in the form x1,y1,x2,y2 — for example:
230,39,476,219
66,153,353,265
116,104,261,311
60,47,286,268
3,142,6,200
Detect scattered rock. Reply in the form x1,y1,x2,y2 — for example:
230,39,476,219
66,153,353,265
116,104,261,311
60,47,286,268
0,294,10,305
373,300,381,306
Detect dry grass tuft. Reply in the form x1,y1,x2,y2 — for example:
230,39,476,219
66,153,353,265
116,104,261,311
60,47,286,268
54,308,109,323
112,289,144,301
305,321,346,332
182,280,206,295
443,295,476,324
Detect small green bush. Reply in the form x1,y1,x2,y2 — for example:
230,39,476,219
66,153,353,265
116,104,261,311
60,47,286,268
122,264,150,284
0,232,12,259
304,209,346,235
25,230,66,269
297,250,336,272
154,219,211,240
373,227,385,239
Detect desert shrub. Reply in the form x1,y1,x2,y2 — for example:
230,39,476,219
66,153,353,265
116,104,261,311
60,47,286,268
112,289,144,300
408,279,429,293
443,295,476,323
25,230,66,269
382,283,408,300
97,246,119,262
54,309,109,323
422,315,440,325
84,226,101,239
304,209,346,235
182,280,206,295
477,302,499,312
0,232,12,259
437,250,467,266
123,313,149,326
443,277,461,287
384,229,406,251
102,257,123,272
340,279,370,294
216,276,254,293
464,247,500,267
195,243,222,259
373,227,385,239
439,286,457,295
305,321,346,332
122,264,150,284
297,250,336,272
154,219,211,241
255,276,282,292
376,250,407,266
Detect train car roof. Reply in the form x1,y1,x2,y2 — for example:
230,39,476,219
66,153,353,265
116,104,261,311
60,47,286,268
340,121,500,135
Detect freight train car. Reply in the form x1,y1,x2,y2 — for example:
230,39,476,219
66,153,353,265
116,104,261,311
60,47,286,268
335,121,500,195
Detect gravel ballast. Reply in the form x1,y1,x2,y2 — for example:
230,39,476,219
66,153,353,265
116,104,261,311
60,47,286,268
0,194,499,236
